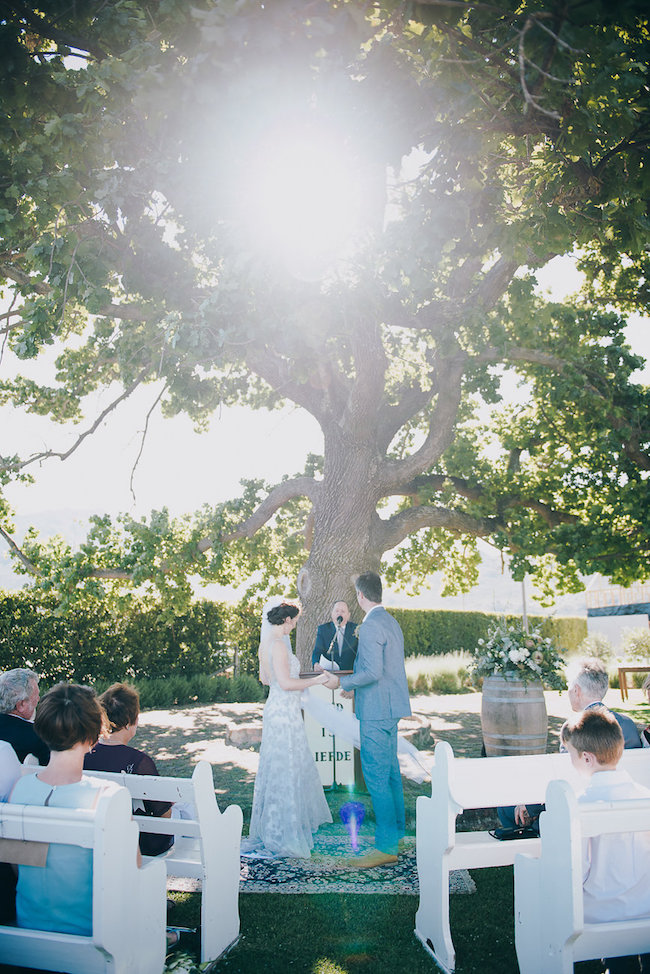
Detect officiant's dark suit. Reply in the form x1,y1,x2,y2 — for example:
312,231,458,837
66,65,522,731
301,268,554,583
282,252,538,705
311,620,358,671
339,572,410,862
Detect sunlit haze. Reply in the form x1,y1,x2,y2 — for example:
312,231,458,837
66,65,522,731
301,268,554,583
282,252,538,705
241,122,367,279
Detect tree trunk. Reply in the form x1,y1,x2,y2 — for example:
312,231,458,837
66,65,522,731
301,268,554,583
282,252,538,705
294,430,384,666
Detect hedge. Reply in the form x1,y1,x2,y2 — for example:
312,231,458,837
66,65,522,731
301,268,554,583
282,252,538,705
0,590,587,689
391,607,587,659
0,591,231,684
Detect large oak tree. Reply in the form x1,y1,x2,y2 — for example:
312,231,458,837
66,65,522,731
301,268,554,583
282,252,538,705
0,0,648,659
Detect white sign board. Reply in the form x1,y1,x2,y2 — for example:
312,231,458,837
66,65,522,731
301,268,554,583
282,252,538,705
303,684,355,787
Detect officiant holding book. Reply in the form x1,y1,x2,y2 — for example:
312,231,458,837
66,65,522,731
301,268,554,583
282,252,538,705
311,600,358,673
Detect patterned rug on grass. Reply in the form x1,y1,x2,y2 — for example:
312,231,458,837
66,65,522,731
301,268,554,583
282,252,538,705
168,834,475,896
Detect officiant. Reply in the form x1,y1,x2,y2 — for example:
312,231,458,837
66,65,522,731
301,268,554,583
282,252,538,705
311,600,358,672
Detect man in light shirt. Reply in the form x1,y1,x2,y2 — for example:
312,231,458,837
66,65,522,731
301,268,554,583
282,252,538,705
562,708,650,973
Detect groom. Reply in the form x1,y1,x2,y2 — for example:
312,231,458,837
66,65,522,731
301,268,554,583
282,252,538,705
324,571,411,868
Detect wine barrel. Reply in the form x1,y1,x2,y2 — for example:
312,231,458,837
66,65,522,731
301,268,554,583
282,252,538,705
480,675,548,756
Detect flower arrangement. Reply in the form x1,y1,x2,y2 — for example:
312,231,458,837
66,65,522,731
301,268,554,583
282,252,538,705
469,620,565,689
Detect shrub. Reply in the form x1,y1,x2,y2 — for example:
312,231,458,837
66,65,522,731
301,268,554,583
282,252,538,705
405,652,473,695
430,671,463,694
576,632,614,662
137,677,177,710
620,627,650,662
413,673,430,694
231,674,266,703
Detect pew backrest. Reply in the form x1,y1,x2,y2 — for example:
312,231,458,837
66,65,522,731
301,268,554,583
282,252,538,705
414,740,650,974
84,760,242,964
0,785,166,974
514,778,650,974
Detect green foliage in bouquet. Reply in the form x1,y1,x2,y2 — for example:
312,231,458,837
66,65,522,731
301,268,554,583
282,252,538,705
470,620,566,690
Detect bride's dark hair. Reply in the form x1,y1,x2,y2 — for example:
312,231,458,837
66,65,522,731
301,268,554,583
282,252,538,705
266,603,300,626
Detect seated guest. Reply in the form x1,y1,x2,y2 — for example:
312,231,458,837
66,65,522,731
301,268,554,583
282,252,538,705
0,739,20,801
0,740,22,924
499,658,642,831
0,668,49,764
84,683,173,856
566,658,642,748
312,600,358,671
561,708,650,973
9,683,118,936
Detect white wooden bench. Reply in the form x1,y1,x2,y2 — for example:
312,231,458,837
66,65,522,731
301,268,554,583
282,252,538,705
86,760,243,964
414,740,650,973
0,786,166,974
515,778,650,973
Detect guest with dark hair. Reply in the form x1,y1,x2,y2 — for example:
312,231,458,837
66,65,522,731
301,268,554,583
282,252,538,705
243,601,332,858
0,668,49,765
9,683,116,936
84,683,173,857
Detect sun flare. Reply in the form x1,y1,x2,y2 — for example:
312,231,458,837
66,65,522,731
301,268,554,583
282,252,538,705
242,122,368,279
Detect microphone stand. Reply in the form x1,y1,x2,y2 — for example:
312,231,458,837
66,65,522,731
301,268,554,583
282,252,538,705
325,621,343,791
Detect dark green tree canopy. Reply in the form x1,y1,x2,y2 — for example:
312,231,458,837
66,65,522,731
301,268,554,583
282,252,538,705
0,0,648,653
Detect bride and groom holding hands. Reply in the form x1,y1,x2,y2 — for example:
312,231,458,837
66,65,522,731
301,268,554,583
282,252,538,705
243,570,411,869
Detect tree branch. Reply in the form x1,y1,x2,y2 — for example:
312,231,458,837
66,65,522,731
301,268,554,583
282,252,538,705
129,383,167,504
375,503,500,553
245,346,325,420
344,314,389,428
380,356,466,488
389,473,484,503
198,476,320,552
0,524,41,575
376,380,434,452
479,344,650,470
3,1,107,59
0,367,150,476
388,473,580,528
0,262,50,295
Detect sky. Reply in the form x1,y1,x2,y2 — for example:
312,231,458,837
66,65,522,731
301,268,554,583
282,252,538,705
0,256,648,614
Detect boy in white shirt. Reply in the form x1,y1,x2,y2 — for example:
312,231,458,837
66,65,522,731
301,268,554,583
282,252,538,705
561,709,650,973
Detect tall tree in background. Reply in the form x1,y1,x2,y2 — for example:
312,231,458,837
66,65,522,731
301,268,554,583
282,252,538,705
0,0,648,659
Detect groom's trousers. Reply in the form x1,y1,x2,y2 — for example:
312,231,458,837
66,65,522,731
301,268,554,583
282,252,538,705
359,718,405,855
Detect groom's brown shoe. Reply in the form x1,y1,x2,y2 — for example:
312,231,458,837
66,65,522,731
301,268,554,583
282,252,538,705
345,849,398,869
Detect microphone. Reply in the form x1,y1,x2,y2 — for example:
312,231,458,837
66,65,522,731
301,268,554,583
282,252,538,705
336,616,343,626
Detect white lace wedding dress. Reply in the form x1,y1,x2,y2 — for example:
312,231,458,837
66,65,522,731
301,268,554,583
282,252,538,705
243,638,332,858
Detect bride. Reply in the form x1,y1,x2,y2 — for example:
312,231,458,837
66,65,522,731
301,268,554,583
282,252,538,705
243,601,332,858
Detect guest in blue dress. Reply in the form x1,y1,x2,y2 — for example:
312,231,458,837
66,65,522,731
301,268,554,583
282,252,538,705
10,683,114,936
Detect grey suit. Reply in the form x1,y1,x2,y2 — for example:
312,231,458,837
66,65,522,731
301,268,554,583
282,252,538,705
586,702,642,749
340,605,411,853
